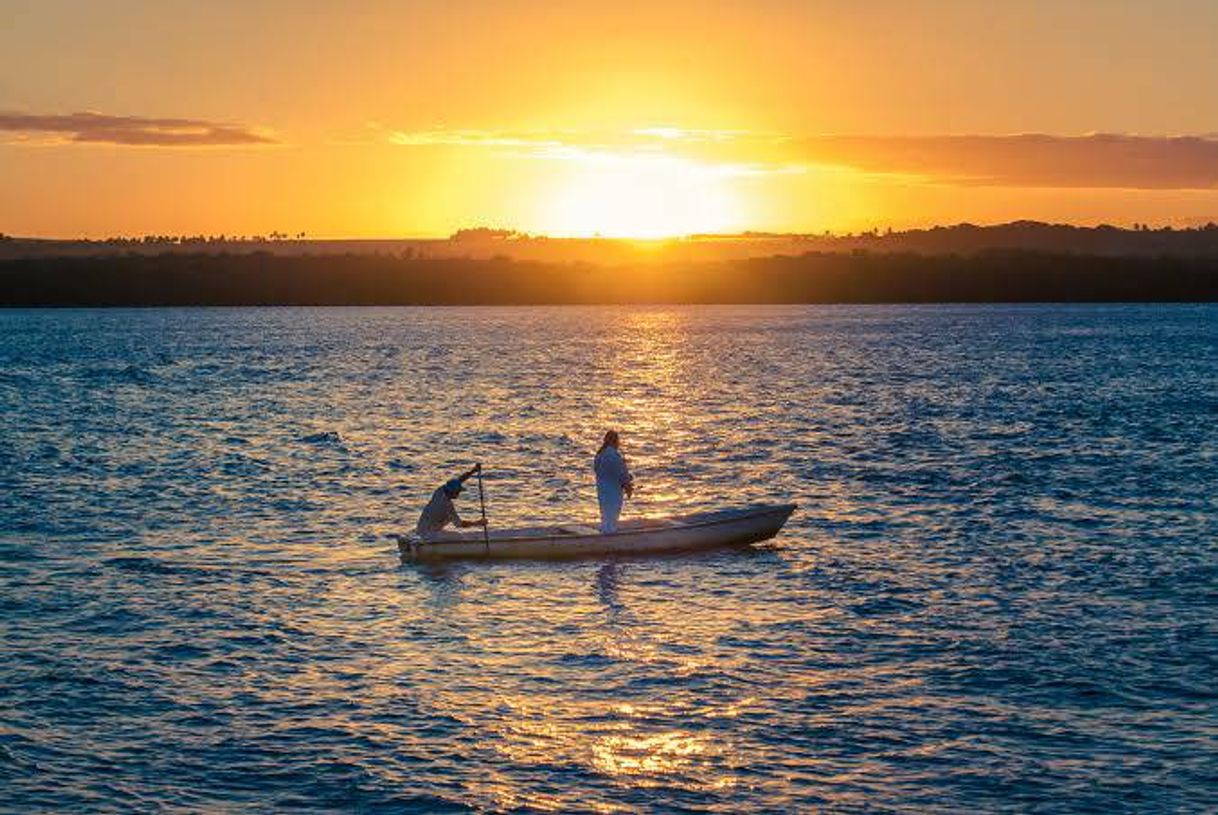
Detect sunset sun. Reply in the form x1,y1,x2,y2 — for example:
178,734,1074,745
538,152,743,238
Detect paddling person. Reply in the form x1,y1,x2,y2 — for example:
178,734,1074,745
416,464,487,540
594,430,634,533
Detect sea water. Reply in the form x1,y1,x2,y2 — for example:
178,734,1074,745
1,305,1215,812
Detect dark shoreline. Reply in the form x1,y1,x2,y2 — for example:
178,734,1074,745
3,250,1218,306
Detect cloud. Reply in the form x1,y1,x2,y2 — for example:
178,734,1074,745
776,133,1218,189
387,126,759,152
629,127,752,143
385,126,795,175
0,111,276,146
386,128,563,148
386,127,1218,189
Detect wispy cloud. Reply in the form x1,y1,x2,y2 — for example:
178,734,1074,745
385,126,796,175
0,111,276,147
629,127,753,143
386,127,1218,190
386,128,564,148
774,133,1218,189
386,126,763,151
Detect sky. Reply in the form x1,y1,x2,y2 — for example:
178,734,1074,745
3,0,1218,238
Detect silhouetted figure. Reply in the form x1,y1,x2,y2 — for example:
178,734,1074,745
416,464,487,540
594,431,634,533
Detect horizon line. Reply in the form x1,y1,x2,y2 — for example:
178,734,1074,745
6,218,1218,244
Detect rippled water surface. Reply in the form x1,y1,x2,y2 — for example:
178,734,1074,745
2,305,1216,813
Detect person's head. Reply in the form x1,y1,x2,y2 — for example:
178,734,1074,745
442,478,464,499
599,430,620,453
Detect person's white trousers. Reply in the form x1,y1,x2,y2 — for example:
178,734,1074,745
597,481,624,534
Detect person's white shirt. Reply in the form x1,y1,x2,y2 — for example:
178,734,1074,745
594,446,633,533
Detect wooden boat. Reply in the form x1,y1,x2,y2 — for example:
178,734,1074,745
395,502,796,562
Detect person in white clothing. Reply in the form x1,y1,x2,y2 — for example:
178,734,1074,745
593,430,634,534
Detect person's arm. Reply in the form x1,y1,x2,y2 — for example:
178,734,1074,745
448,504,486,528
454,465,487,526
619,454,634,498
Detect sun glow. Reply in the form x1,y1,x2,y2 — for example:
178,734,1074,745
538,151,742,239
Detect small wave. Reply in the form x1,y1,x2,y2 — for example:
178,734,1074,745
269,496,322,512
103,556,182,575
153,643,210,661
0,371,34,389
552,651,615,668
299,430,344,446
64,607,148,634
220,454,272,477
77,364,158,386
26,441,62,462
0,733,45,775
0,542,42,565
848,596,923,616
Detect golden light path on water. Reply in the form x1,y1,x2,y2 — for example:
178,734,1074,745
3,305,1215,812
381,303,775,801
285,307,815,811
346,309,911,810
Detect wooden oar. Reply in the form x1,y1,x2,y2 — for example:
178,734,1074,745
476,463,490,552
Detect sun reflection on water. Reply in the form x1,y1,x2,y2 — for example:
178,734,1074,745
457,693,744,805
591,309,708,514
591,731,709,777
377,545,771,809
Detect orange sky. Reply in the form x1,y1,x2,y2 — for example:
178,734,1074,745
4,1,1218,238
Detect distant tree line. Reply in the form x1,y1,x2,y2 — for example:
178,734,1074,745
84,232,308,246
2,250,1216,306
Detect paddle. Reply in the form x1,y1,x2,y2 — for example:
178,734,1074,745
476,462,490,552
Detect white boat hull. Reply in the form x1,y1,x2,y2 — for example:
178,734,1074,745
395,503,796,562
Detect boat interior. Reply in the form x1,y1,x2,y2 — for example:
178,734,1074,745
408,504,792,544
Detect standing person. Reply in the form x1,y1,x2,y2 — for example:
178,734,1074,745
416,464,486,540
594,430,634,534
